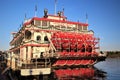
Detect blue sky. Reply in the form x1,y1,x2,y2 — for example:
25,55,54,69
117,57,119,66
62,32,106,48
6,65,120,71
0,0,120,51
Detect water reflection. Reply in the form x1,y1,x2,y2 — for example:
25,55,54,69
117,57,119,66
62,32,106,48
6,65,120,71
52,67,107,80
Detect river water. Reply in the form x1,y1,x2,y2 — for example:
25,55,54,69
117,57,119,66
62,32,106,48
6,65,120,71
95,57,120,80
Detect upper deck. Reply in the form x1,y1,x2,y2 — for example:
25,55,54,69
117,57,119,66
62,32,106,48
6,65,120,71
10,10,90,45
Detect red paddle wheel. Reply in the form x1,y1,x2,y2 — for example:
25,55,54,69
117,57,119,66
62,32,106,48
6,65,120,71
51,32,99,53
51,32,99,66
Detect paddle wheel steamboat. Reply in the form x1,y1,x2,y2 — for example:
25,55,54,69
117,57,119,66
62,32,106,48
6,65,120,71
7,9,107,77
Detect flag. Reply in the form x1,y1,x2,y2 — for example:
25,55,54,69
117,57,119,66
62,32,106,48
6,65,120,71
24,13,26,19
35,5,37,17
35,5,37,11
54,0,57,15
62,7,64,16
55,0,57,3
86,13,88,19
86,13,88,23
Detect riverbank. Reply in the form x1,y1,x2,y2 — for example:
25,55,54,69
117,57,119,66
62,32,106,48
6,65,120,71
105,51,120,58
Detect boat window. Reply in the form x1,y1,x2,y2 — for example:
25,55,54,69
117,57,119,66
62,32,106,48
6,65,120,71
44,36,48,41
42,21,47,26
78,25,82,31
25,30,31,40
31,21,34,25
36,35,41,42
40,52,44,58
83,26,87,31
35,20,41,26
44,36,49,43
